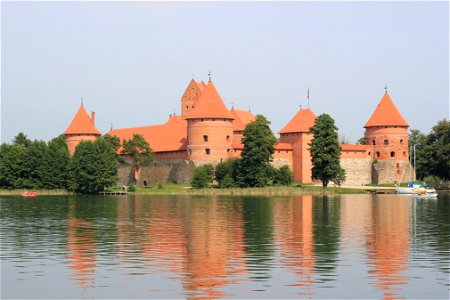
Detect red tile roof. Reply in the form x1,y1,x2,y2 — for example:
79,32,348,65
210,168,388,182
364,92,409,128
230,109,256,131
340,144,372,151
278,109,316,134
109,115,187,152
185,81,234,120
64,105,101,135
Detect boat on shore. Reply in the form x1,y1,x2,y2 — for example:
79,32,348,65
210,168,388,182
21,191,38,197
395,183,436,195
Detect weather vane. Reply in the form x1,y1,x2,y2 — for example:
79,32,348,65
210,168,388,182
208,71,212,82
81,96,84,106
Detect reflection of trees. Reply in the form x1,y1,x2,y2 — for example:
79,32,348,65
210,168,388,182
242,197,274,280
313,196,340,278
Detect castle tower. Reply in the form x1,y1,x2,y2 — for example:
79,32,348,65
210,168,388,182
279,108,316,183
185,81,234,164
181,79,206,119
364,92,410,183
64,103,101,155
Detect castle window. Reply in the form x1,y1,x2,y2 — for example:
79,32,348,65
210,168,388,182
384,139,389,145
372,140,376,145
368,151,371,156
189,149,192,155
205,148,210,155
143,180,148,187
226,135,230,141
203,135,208,142
186,106,188,109
391,151,395,157
400,139,404,144
376,151,380,158
403,151,406,157
396,162,400,168
227,149,230,153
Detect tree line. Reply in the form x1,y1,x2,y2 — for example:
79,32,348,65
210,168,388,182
0,133,153,194
409,119,450,182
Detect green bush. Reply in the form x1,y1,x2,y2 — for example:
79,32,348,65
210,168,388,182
128,183,136,192
423,175,441,188
272,165,294,186
191,164,214,189
215,158,239,188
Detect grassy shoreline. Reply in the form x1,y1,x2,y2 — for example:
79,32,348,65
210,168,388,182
0,184,370,196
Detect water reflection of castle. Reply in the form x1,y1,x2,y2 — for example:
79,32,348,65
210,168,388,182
65,196,410,299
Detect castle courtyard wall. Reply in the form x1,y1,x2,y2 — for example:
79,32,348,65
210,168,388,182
340,157,373,186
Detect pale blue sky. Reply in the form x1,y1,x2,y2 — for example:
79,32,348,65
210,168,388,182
2,1,449,143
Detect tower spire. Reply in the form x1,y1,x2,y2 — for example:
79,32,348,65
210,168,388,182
208,70,212,82
307,88,310,109
385,84,388,93
81,96,84,106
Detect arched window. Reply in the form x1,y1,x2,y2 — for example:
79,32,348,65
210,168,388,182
226,135,230,142
384,140,389,145
391,151,395,157
372,140,376,145
403,151,406,157
368,151,371,156
205,148,210,155
203,135,208,142
400,139,404,144
376,151,380,158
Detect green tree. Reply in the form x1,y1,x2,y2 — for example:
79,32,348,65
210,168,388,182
0,143,26,188
309,114,346,187
191,164,214,189
121,134,153,166
13,132,31,147
236,115,277,187
272,165,294,186
44,135,71,189
357,136,366,145
21,140,48,189
409,129,430,179
215,158,239,188
69,137,118,194
427,119,450,180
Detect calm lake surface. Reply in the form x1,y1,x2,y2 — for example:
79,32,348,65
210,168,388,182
1,193,449,299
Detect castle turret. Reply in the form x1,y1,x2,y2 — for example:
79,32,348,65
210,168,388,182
64,103,101,155
185,81,234,164
364,92,409,161
181,79,206,119
364,92,410,183
279,108,316,183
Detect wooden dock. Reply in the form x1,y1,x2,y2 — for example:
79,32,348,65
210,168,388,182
99,191,135,195
371,189,396,194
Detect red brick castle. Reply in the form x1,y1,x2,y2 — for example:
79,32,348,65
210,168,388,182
64,79,411,185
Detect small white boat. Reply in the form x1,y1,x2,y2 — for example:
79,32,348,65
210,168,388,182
395,183,436,195
413,192,438,199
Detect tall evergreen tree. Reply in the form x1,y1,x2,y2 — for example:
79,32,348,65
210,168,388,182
309,114,345,187
236,115,277,187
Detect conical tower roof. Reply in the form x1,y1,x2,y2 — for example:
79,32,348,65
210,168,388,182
279,108,316,134
364,92,408,128
185,81,233,120
64,104,101,135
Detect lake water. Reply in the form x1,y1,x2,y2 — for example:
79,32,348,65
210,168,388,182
1,193,449,299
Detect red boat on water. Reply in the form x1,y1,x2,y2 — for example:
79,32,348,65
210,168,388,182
22,191,38,197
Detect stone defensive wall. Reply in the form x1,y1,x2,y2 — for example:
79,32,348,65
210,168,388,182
340,157,373,186
117,160,196,186
372,160,414,184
